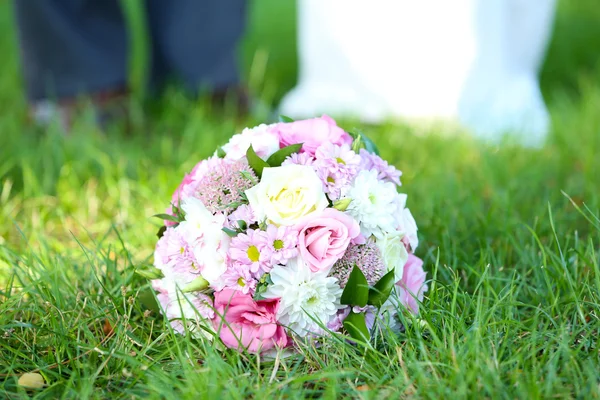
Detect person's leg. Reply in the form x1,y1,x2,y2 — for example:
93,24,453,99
145,0,247,94
14,0,128,104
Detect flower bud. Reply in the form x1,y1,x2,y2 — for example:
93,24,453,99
182,276,209,293
333,198,352,211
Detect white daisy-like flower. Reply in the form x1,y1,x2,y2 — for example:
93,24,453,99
178,197,230,285
154,280,216,340
343,169,401,238
221,124,280,161
263,257,342,336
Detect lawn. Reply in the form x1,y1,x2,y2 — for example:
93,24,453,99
1,0,600,398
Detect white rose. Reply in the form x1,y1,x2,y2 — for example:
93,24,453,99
179,197,230,285
221,124,280,160
245,165,329,226
376,230,409,282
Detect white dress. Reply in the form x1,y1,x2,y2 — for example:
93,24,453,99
279,0,557,147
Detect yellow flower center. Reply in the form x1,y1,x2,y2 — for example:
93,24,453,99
336,157,346,165
273,239,284,250
327,176,335,183
237,277,246,287
247,245,260,262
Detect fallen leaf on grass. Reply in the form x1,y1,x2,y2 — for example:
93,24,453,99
18,372,45,389
103,319,114,336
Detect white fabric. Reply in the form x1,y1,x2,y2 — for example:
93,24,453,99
280,0,556,146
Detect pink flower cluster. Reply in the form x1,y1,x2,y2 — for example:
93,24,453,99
151,115,427,354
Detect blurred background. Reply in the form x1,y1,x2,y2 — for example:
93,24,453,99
0,0,599,278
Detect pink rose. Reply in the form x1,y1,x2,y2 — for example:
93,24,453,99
212,289,288,354
296,208,361,272
272,115,353,156
396,254,428,315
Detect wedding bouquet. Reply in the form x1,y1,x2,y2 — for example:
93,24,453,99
143,115,427,354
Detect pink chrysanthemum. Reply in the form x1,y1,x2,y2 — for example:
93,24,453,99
316,143,361,169
359,149,402,186
228,229,270,277
314,143,361,200
264,224,298,265
329,241,386,287
154,227,201,285
281,152,315,167
194,158,257,214
226,204,257,229
218,263,257,295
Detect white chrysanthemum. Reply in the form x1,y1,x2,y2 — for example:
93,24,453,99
398,207,419,251
155,282,216,340
264,257,342,336
179,197,230,285
221,124,280,161
344,169,401,238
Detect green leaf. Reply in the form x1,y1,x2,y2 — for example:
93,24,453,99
237,220,247,230
135,266,164,280
138,287,160,314
222,227,238,237
340,265,369,307
153,213,180,223
343,311,370,342
368,269,396,307
216,147,226,158
156,225,167,239
246,145,269,178
361,133,380,155
278,115,295,123
266,143,303,167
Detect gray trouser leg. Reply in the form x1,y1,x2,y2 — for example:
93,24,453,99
145,0,247,94
13,0,128,102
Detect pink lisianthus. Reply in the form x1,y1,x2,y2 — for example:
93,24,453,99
295,208,362,273
396,254,428,315
212,289,288,354
272,115,352,156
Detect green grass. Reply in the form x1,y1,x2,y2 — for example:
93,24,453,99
1,0,600,398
